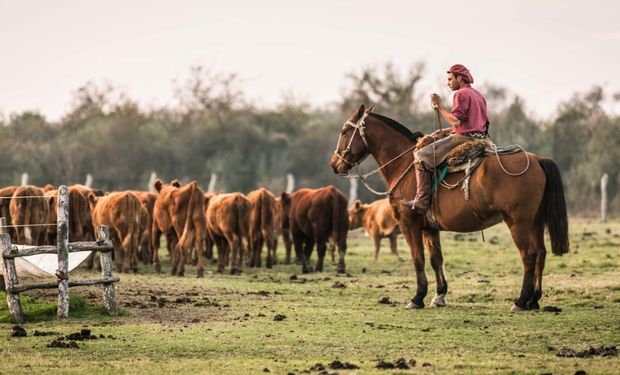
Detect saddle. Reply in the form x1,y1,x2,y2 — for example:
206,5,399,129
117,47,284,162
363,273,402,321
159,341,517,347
415,129,492,172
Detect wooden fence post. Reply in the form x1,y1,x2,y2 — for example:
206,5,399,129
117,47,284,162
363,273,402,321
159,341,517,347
208,173,218,193
286,173,295,194
98,225,118,315
1,223,24,323
56,185,69,319
601,173,608,222
348,179,358,208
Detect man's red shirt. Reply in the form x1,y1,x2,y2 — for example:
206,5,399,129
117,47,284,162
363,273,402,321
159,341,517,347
451,84,489,134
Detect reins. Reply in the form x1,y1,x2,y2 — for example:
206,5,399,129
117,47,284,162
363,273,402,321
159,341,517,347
334,113,417,197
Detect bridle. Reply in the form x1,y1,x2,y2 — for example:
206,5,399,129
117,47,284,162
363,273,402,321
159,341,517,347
333,112,417,197
333,112,370,169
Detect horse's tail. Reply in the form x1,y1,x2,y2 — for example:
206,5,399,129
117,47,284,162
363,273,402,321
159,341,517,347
537,158,569,255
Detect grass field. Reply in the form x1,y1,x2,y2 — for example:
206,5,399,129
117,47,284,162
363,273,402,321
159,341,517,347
1,218,619,374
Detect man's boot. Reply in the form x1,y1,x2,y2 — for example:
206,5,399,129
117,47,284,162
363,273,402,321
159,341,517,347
401,164,431,214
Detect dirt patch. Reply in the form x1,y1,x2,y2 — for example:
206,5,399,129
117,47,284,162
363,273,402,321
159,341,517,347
273,314,286,321
10,325,27,337
331,281,347,289
542,306,562,313
376,358,416,370
328,360,359,369
557,346,617,358
46,328,116,349
378,296,396,305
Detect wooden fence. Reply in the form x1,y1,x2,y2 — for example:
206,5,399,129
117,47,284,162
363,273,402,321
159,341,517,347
1,185,119,323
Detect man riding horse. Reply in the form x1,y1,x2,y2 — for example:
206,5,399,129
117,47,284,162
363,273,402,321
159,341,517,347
402,64,490,214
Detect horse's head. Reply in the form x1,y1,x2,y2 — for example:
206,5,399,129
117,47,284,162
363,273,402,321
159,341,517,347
330,104,374,176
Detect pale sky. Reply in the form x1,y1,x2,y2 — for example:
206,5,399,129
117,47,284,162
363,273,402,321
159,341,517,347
0,0,617,121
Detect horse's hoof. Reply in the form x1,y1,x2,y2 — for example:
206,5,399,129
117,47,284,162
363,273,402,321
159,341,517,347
196,268,204,278
405,301,423,310
511,304,526,312
430,294,447,307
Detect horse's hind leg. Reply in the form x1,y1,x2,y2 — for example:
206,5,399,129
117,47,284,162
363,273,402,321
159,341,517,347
530,222,546,310
424,229,448,307
507,220,537,311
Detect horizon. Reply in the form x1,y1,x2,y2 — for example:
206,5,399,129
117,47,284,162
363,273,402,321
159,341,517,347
1,0,618,122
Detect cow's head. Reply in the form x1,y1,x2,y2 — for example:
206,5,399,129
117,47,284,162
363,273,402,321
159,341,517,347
348,200,366,230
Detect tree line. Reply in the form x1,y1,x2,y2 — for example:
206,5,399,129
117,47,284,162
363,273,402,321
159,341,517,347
1,63,618,216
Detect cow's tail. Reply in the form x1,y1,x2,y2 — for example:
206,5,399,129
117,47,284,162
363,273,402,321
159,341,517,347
121,194,141,271
260,190,274,241
178,182,197,254
236,195,251,257
537,158,569,255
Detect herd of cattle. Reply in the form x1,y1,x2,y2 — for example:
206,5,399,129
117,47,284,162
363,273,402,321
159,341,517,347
0,181,404,276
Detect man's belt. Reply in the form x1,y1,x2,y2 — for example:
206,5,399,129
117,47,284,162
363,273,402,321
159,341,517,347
462,131,489,139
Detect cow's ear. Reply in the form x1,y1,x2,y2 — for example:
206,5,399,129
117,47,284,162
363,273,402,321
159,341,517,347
87,192,97,207
154,179,163,193
171,179,181,188
353,200,362,209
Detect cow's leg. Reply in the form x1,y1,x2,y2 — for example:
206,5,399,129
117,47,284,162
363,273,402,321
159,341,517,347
373,235,381,262
228,235,239,275
266,234,276,268
168,233,179,276
214,236,226,273
328,240,336,264
399,215,427,309
424,229,448,307
315,240,326,272
389,232,404,261
151,224,162,273
193,226,206,278
301,237,314,274
336,237,347,274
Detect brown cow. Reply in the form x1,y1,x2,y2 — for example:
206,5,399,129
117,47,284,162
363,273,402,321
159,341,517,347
152,180,207,277
131,191,156,265
274,197,294,264
205,193,250,274
0,186,18,239
9,185,49,245
280,186,348,274
88,191,142,273
247,188,278,268
348,198,403,262
43,189,58,245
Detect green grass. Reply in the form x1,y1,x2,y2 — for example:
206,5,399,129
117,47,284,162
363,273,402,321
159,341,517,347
0,218,619,374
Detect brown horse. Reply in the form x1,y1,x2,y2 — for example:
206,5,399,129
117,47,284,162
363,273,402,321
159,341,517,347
330,105,569,311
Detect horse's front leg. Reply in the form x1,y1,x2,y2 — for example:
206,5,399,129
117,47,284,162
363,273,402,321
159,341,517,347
399,215,428,309
424,229,448,307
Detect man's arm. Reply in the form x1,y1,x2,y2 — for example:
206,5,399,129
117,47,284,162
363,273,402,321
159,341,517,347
431,94,461,129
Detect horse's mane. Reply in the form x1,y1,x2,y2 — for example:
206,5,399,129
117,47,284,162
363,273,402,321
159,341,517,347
369,113,423,143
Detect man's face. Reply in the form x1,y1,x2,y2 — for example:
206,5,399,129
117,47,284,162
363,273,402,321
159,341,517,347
447,72,462,91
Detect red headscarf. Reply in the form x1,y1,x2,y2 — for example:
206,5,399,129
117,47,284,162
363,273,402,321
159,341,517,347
447,64,474,84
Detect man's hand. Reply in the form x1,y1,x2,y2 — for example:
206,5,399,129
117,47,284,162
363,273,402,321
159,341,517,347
430,93,441,109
